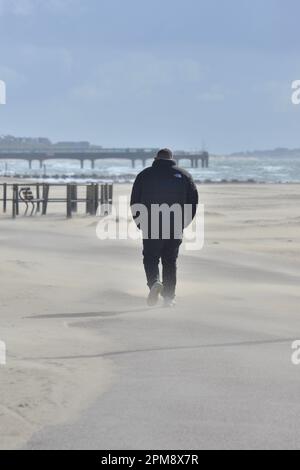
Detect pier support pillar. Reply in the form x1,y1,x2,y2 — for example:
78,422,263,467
29,160,32,170
132,160,135,169
91,160,95,170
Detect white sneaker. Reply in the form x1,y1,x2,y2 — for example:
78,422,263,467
163,297,176,308
147,282,164,307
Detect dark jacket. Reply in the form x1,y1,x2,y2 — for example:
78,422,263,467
130,159,199,239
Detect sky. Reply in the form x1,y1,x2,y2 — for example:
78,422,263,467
0,0,299,153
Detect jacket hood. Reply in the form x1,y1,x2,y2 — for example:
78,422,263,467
152,159,177,168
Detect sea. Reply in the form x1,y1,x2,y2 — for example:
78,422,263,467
1,156,300,184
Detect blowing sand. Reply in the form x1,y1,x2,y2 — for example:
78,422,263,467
0,182,300,449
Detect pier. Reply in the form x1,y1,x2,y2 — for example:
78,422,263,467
0,149,209,171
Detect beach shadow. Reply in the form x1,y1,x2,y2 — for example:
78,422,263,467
26,337,295,361
25,307,155,320
25,288,153,319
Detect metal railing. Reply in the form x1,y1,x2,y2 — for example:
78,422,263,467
0,183,113,219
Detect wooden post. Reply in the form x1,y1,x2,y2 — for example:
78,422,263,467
100,184,104,206
101,184,108,216
36,184,41,213
86,184,98,216
97,184,103,216
71,184,78,213
86,185,91,215
110,184,113,202
108,184,113,213
94,184,99,215
12,184,18,219
3,183,7,213
15,185,19,216
66,184,72,218
42,184,49,216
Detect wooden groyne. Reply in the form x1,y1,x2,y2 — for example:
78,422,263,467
0,183,113,219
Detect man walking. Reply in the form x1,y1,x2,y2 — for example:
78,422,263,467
130,148,198,307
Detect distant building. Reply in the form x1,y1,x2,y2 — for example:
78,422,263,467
0,135,52,151
53,141,90,152
0,136,91,153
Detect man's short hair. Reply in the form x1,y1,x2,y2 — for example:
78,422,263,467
156,148,173,160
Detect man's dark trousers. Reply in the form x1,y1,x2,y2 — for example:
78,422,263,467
143,238,182,300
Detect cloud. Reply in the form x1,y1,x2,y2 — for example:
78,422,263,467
0,0,79,16
0,65,26,88
20,44,74,70
197,91,225,102
69,53,207,104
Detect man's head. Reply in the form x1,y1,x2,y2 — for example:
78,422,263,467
155,148,173,160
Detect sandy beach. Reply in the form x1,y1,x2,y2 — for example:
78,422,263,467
1,182,300,449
